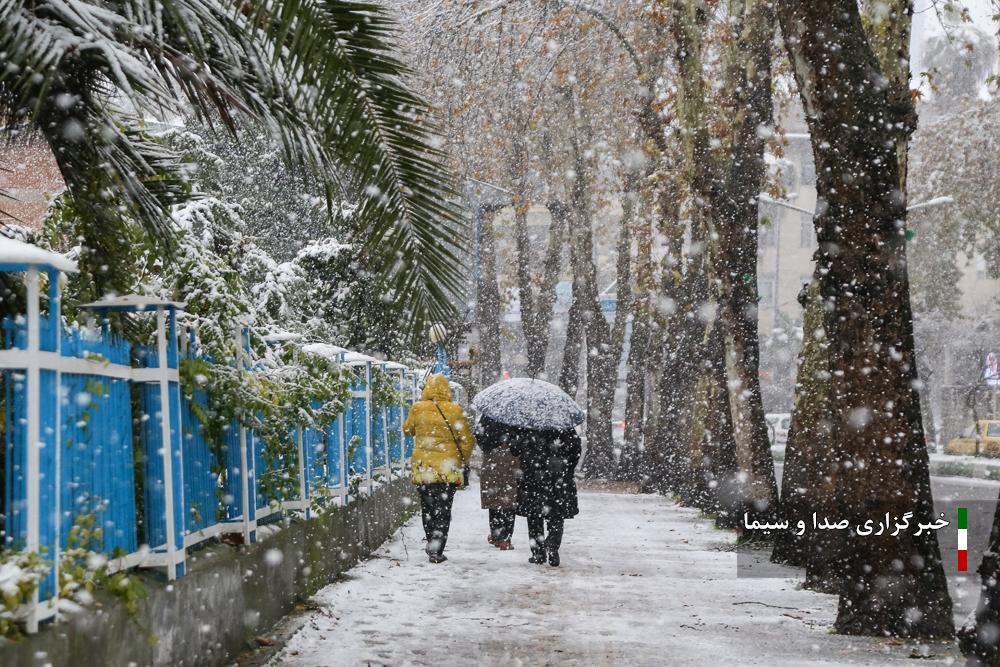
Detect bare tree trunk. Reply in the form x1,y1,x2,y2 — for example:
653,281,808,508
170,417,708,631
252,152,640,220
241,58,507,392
712,0,780,525
664,0,741,512
647,304,699,495
578,215,614,478
641,172,687,493
623,202,652,469
777,0,952,638
703,317,741,527
770,283,843,589
532,199,570,376
560,295,584,395
584,181,635,479
512,172,569,379
477,206,503,385
510,141,540,376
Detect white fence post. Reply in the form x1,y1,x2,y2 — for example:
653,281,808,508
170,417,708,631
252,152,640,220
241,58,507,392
235,326,256,544
296,425,310,518
49,272,62,624
155,307,184,580
365,361,373,495
24,267,41,633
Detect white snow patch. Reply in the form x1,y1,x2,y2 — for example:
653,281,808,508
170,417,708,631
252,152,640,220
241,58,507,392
264,482,959,666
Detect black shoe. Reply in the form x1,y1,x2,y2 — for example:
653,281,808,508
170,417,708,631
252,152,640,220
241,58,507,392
528,549,546,565
547,549,560,567
428,553,448,564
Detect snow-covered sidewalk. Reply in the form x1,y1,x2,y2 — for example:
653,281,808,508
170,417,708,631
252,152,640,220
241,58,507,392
264,482,960,666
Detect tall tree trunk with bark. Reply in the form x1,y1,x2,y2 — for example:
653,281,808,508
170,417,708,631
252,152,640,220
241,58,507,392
702,316,742,526
776,0,952,638
623,196,653,471
664,0,741,512
583,179,635,479
641,174,690,494
511,154,569,379
560,295,585,395
712,0,780,525
771,283,844,589
477,206,503,385
647,297,700,495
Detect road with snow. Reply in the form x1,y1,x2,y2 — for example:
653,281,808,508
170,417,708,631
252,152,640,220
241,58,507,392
261,480,961,666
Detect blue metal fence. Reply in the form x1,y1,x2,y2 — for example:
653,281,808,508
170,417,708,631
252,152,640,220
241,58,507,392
1,309,418,632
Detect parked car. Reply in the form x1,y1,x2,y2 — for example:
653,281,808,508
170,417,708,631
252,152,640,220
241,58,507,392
945,420,1000,457
765,413,791,448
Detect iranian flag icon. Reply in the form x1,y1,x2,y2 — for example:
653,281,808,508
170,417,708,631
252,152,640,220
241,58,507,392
958,507,968,573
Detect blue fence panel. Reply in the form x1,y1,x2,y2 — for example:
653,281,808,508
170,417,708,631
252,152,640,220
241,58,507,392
135,344,185,573
301,424,325,497
325,413,343,490
388,375,403,467
179,388,221,534
60,372,137,556
403,385,415,460
59,327,137,557
252,428,268,511
221,420,245,521
372,401,387,471
347,394,368,477
61,325,131,364
3,369,26,551
0,367,56,589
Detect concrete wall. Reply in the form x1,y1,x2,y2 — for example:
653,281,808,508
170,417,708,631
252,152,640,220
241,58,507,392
1,479,417,667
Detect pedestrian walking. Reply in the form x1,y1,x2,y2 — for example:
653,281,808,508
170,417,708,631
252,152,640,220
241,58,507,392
511,427,581,567
476,415,521,550
471,377,584,568
403,373,475,563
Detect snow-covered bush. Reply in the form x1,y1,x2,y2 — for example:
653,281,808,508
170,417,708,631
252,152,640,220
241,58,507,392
0,551,49,638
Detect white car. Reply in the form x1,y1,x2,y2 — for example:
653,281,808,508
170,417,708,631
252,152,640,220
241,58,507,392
765,413,791,448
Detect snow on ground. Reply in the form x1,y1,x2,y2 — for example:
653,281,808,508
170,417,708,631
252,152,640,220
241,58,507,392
264,482,960,666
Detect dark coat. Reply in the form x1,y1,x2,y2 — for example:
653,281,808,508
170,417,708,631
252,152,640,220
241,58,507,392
511,428,581,519
476,416,521,510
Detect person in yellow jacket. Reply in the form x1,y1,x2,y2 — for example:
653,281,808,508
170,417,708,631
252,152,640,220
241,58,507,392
403,373,475,563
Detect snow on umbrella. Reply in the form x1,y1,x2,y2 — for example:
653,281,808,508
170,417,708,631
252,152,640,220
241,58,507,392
472,377,584,431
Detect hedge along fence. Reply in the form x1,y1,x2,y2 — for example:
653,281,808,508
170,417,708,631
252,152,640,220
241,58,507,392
0,247,419,636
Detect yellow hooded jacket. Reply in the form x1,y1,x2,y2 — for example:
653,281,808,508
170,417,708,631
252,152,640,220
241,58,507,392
403,374,475,485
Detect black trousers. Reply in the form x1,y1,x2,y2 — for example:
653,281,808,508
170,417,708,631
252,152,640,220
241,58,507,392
527,514,564,552
489,508,516,542
417,483,458,555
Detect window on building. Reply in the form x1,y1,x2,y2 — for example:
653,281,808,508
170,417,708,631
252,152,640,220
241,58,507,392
758,204,779,248
759,273,775,306
781,164,798,193
800,220,817,249
759,223,775,249
800,157,817,186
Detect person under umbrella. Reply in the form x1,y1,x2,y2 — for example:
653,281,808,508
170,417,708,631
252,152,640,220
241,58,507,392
510,427,581,566
472,378,584,567
403,373,475,563
476,415,522,549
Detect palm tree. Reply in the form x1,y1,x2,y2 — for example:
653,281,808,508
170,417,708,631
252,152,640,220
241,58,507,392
0,0,465,331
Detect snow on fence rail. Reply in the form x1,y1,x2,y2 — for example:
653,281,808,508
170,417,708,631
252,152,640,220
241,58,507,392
0,248,418,634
